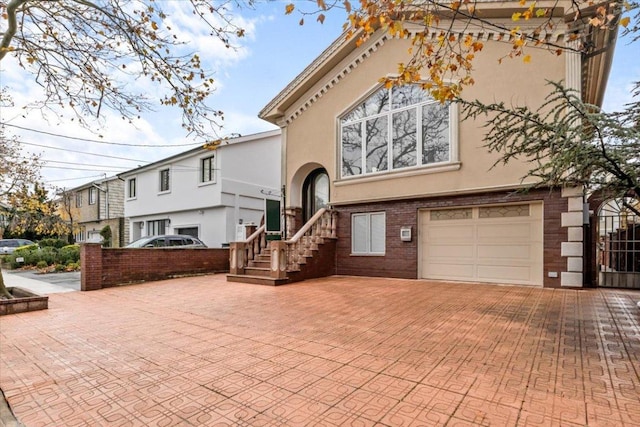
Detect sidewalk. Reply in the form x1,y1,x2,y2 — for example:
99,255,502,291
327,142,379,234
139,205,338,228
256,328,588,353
1,269,76,295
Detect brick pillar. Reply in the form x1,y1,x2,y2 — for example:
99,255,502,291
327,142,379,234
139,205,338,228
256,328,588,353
560,187,585,287
81,243,103,291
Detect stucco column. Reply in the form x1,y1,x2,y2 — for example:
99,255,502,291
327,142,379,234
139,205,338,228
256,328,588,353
560,186,585,287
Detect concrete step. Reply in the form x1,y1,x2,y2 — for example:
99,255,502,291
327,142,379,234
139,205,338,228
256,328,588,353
248,260,270,268
226,274,289,286
243,267,272,277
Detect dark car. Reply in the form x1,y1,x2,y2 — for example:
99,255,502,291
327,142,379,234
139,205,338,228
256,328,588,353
125,235,207,248
0,239,36,255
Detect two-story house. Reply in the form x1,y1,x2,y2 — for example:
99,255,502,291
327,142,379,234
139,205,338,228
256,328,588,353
119,130,281,248
245,2,617,288
60,176,127,247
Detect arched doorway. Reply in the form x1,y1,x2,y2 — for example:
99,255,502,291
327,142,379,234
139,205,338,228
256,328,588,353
302,168,329,222
596,197,640,288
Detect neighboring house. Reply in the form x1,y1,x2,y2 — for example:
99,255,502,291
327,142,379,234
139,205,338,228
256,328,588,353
119,130,281,248
0,201,10,239
250,3,617,288
60,176,127,247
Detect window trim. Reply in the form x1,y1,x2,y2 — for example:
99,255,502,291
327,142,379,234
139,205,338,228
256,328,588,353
199,155,216,185
351,211,386,256
159,168,171,193
338,85,459,180
127,177,137,199
88,187,97,205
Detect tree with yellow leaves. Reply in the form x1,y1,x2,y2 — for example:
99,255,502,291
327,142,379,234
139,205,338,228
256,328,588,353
287,0,637,102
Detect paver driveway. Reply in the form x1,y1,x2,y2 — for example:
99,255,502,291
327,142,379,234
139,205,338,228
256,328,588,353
1,274,639,426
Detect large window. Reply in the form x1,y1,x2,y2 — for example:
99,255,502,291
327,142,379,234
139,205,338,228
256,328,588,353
341,85,451,178
88,187,97,205
200,156,215,183
128,178,136,198
351,212,386,255
159,168,170,192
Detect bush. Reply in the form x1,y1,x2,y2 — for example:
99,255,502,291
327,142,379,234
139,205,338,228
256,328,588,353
54,263,66,272
36,260,48,269
39,238,68,249
57,245,80,265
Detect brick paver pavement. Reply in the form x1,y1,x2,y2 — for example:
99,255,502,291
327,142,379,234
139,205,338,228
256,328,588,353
1,274,639,426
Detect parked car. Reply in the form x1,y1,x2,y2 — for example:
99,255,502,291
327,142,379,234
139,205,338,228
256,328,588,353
0,239,36,255
125,235,207,248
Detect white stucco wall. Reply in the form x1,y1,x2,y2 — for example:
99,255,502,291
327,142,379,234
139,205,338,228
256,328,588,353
121,130,281,248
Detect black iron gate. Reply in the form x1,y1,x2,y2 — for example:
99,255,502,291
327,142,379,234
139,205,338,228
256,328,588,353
597,198,640,288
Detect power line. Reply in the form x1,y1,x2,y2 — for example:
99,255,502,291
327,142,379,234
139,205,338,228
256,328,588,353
16,140,149,163
42,165,128,172
48,174,110,183
19,156,132,170
2,122,202,147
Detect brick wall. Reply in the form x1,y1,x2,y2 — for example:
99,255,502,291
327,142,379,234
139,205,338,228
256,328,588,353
81,243,229,290
334,188,567,288
288,239,337,283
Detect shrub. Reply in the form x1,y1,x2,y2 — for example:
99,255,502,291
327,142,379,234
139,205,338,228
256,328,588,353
66,261,80,271
36,260,48,269
39,238,68,249
54,263,66,272
57,245,80,265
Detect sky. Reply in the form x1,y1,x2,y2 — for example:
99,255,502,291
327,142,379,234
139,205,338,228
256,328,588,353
1,1,638,192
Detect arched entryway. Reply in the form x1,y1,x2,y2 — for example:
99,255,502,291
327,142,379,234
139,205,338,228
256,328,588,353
302,168,329,222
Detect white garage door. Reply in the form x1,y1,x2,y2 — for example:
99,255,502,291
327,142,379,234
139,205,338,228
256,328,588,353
420,203,543,286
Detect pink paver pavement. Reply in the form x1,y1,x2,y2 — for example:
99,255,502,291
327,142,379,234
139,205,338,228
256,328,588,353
1,274,639,426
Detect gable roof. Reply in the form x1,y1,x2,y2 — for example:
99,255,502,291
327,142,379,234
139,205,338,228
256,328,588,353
260,5,617,125
118,129,281,178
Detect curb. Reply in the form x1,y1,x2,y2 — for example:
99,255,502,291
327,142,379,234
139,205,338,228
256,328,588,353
0,389,23,427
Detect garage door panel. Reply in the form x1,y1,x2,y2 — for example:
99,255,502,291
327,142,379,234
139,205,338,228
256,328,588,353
420,203,543,286
477,265,534,282
424,263,475,280
427,224,474,241
477,223,533,240
424,244,475,258
477,244,533,260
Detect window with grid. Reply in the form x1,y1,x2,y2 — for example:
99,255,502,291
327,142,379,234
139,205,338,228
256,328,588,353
340,85,451,178
351,212,386,255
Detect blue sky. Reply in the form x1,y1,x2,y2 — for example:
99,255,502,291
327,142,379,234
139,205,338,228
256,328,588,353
2,2,638,190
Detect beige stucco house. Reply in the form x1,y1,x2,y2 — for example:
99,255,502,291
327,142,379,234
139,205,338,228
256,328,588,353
230,1,620,288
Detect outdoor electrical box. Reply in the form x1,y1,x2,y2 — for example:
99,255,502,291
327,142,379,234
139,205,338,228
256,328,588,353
400,226,412,242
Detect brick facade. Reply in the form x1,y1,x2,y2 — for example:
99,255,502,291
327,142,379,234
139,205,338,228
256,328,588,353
81,243,229,291
333,188,567,288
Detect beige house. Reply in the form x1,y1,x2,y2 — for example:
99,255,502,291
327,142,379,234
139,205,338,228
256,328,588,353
229,2,618,288
59,176,127,247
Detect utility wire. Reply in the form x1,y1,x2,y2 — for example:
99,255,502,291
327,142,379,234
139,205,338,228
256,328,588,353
3,122,202,148
16,140,149,163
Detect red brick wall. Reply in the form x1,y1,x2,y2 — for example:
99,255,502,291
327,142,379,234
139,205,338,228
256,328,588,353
334,188,567,288
81,243,229,290
288,239,337,283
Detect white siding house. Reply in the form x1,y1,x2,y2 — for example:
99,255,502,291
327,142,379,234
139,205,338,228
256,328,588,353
119,130,281,248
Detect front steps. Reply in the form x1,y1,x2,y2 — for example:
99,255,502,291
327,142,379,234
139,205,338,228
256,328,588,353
226,245,290,286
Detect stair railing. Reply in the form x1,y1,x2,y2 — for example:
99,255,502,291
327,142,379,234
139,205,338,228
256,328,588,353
269,208,337,275
229,225,266,275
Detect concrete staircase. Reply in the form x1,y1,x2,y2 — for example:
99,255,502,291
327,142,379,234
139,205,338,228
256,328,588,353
227,242,289,286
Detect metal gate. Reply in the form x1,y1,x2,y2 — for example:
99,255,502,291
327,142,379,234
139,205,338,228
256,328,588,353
597,197,640,288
